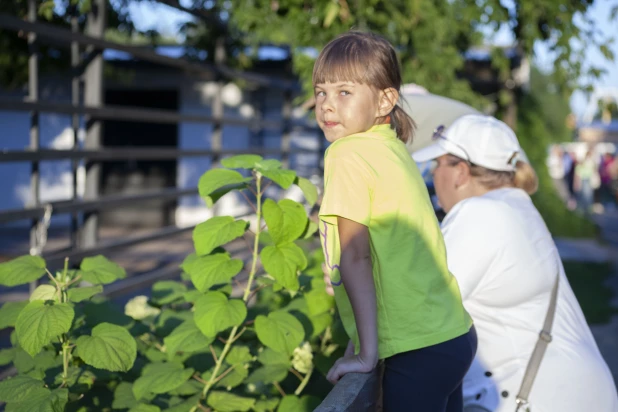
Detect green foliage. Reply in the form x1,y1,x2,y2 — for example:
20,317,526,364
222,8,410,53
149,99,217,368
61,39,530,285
0,157,337,411
517,68,597,237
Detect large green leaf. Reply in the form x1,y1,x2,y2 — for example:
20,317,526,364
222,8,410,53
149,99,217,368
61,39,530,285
256,159,282,170
151,281,187,305
181,253,243,292
294,177,318,207
207,391,255,412
262,199,307,245
198,169,252,207
193,292,247,337
246,364,289,384
52,367,96,388
67,285,103,303
304,278,335,316
0,375,45,403
260,243,307,291
132,362,194,400
79,255,126,285
255,312,304,357
0,301,29,329
221,154,263,169
193,216,249,255
259,168,297,189
29,285,58,302
165,395,201,412
129,404,161,412
0,255,46,287
254,398,281,412
164,319,213,358
75,322,136,372
4,388,68,412
15,301,74,357
277,395,320,412
0,348,15,366
113,382,138,409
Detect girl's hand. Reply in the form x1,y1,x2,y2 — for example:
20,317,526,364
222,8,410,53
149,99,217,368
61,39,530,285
326,353,377,384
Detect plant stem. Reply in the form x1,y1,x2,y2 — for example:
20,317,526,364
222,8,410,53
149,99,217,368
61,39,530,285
294,366,313,396
201,175,264,400
61,340,71,387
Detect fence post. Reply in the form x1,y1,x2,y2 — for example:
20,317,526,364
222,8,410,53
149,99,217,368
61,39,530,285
280,90,292,169
81,0,106,248
70,5,81,248
27,0,40,293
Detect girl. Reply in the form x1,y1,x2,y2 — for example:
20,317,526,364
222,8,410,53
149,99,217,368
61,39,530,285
316,31,476,411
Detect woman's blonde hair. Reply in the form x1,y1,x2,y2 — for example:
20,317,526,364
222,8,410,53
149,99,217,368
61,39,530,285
448,155,539,195
312,31,416,143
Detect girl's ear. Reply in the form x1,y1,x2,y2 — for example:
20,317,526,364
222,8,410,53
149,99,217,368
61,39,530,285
378,88,398,117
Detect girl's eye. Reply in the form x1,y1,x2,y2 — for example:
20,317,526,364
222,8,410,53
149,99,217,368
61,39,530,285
340,90,350,96
315,91,325,97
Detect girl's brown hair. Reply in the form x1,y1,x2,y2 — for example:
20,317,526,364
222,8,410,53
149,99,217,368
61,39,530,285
312,31,416,143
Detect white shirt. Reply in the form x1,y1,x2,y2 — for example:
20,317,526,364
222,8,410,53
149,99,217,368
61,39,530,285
441,188,618,412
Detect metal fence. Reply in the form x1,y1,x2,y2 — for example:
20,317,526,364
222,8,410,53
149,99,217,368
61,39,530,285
0,0,322,278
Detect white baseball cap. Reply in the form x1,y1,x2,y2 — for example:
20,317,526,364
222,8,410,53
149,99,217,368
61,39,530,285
412,114,523,172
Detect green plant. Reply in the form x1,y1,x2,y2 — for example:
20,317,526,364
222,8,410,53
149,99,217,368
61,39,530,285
0,155,343,411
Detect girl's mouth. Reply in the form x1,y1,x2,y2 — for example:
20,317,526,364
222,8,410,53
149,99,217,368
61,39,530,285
323,121,339,128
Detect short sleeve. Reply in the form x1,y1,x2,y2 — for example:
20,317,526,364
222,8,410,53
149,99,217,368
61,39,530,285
320,155,373,226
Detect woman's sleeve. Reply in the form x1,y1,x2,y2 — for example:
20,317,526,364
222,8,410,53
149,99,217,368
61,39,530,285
441,202,497,300
320,156,373,226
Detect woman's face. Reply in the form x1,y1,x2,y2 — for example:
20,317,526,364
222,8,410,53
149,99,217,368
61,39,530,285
431,155,464,213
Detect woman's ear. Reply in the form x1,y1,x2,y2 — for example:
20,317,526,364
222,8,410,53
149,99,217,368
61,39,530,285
378,88,398,117
454,161,471,189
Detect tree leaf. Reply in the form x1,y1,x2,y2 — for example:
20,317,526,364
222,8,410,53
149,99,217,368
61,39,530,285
304,278,335,316
216,364,248,388
67,285,103,303
221,154,263,169
132,362,194,400
182,289,203,303
256,159,282,170
79,255,126,285
198,169,252,207
207,391,255,412
5,388,68,412
246,364,289,384
0,255,46,287
259,168,297,189
113,382,139,409
193,292,247,337
254,398,280,412
193,216,249,255
0,301,29,329
226,345,253,365
163,319,213,358
300,220,318,240
151,281,187,305
0,375,45,403
29,285,58,302
294,177,318,207
260,243,307,291
258,348,291,366
277,395,320,412
75,322,137,372
263,199,307,245
255,312,304,357
181,253,243,292
15,301,74,357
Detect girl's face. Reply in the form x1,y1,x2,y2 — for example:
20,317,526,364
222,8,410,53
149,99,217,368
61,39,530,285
314,81,381,143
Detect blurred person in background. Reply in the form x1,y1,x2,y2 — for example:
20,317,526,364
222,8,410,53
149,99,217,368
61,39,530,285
411,114,618,412
546,145,570,204
599,152,616,210
575,149,600,214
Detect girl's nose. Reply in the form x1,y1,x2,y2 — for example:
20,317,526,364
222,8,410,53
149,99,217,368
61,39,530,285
320,96,334,112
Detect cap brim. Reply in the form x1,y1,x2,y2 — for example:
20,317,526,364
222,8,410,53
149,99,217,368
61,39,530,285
412,142,448,163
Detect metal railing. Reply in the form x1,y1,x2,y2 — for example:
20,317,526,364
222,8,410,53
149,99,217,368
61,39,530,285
0,0,323,277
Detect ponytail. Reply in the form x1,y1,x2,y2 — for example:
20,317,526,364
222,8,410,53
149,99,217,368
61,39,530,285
513,160,538,195
390,104,416,144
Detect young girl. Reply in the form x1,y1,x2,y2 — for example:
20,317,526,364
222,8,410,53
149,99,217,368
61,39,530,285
316,31,476,411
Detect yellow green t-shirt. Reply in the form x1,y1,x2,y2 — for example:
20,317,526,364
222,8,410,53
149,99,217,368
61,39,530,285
319,124,472,360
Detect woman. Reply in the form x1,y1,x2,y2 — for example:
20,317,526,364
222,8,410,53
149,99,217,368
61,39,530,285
412,114,617,412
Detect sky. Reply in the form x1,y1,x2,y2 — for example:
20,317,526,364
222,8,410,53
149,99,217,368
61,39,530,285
124,0,618,120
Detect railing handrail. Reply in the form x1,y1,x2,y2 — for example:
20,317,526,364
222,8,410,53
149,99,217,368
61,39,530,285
0,13,299,90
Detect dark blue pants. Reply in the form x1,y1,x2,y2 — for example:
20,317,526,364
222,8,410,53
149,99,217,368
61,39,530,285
382,326,477,412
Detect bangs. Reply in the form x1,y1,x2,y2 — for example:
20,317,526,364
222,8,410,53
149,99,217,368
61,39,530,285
312,38,369,85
